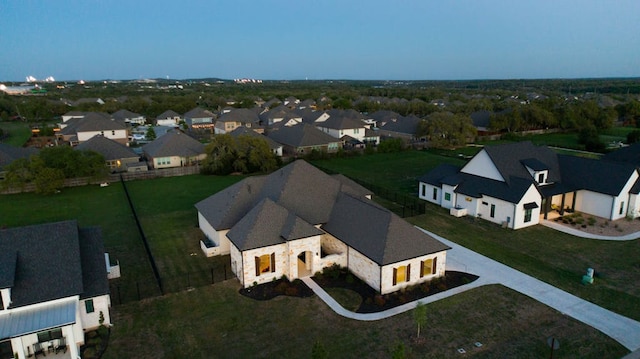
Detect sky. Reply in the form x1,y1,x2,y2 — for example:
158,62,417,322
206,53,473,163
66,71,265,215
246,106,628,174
1,0,639,82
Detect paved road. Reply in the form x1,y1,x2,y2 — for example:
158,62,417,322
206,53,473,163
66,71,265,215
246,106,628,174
302,228,640,352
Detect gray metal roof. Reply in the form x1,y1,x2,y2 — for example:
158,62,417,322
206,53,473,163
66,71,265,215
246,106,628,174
0,299,76,339
143,129,205,158
75,135,139,161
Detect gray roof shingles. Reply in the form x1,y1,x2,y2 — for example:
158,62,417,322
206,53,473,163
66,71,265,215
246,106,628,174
0,220,109,308
267,123,339,148
75,135,139,161
143,129,205,158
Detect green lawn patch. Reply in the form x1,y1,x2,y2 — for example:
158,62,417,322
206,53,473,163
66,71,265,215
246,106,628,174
103,282,627,358
0,121,32,146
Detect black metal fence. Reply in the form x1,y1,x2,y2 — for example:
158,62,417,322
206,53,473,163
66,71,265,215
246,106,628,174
109,264,231,305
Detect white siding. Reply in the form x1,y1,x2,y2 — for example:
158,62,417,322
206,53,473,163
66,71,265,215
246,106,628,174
79,294,111,330
197,213,231,256
513,185,542,229
441,184,457,209
629,193,640,219
575,190,616,220
418,182,441,205
77,129,128,142
461,149,504,181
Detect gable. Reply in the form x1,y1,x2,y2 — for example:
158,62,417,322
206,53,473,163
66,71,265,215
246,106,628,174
461,149,504,182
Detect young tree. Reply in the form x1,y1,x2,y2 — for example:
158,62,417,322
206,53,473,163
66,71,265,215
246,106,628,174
146,126,157,140
414,302,427,339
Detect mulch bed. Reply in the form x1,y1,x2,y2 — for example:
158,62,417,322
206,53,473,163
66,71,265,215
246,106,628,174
239,278,314,300
240,269,478,314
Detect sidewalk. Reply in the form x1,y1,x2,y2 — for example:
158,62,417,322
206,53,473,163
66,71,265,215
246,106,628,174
302,228,640,353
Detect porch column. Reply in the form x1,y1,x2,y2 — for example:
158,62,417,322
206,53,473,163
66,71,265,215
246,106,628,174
543,197,549,219
560,194,566,215
571,191,577,211
11,336,25,359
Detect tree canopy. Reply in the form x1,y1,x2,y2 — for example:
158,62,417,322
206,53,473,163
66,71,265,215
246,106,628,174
201,134,279,175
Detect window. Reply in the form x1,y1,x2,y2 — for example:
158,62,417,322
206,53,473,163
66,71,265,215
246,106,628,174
524,208,532,223
392,264,411,285
255,253,276,276
432,188,438,200
85,299,94,313
354,128,359,134
157,157,171,166
538,173,545,183
482,201,488,206
620,201,625,215
444,192,451,201
420,257,437,277
490,204,496,218
111,130,116,136
37,329,62,343
421,184,426,197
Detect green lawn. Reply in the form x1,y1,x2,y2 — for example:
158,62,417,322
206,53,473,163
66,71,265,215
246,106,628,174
103,282,626,359
0,121,32,146
314,151,640,321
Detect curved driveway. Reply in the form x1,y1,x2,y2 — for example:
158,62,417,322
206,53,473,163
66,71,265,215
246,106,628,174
302,228,640,352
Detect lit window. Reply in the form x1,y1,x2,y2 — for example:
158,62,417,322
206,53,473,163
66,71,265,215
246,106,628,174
421,257,437,277
255,253,276,276
393,264,411,285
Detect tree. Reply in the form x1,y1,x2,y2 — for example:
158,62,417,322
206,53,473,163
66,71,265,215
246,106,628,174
414,302,427,339
146,126,157,140
201,134,278,175
425,112,477,148
201,134,237,175
377,138,405,153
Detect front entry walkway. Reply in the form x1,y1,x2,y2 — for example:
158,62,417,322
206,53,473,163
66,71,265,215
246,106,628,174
302,228,640,353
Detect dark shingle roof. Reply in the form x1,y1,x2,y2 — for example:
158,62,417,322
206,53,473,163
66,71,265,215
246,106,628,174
217,108,260,124
60,112,125,134
156,110,181,119
111,109,143,121
0,220,108,308
143,130,205,158
603,143,640,166
322,193,450,265
197,160,449,266
227,198,323,251
229,127,282,150
0,143,38,169
483,141,561,185
558,154,638,196
316,115,365,130
75,135,139,161
184,107,214,119
378,115,421,135
267,124,339,148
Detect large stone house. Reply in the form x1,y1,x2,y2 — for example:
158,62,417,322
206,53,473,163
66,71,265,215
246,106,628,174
419,141,640,229
195,160,449,294
0,220,117,359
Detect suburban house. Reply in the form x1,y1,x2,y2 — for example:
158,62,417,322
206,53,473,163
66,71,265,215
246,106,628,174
57,112,129,146
229,127,283,157
195,160,450,294
214,108,261,134
0,220,117,359
155,110,182,127
313,111,369,144
142,129,206,169
267,123,343,156
377,114,422,141
75,135,145,173
184,107,215,130
111,109,146,126
419,141,640,229
0,144,38,179
259,105,303,126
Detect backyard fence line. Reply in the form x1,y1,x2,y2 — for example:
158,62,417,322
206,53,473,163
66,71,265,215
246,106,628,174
109,264,231,305
119,174,165,295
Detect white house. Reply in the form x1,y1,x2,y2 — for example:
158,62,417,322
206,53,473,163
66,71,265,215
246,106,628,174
0,220,116,359
155,110,182,127
195,160,450,294
57,112,128,146
419,141,640,229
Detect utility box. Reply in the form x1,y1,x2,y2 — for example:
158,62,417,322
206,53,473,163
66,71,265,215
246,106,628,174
582,267,594,284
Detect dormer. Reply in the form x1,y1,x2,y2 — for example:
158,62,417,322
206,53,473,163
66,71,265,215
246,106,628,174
0,251,17,311
521,158,551,186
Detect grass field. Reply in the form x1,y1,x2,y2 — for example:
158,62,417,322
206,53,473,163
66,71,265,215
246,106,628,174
314,151,640,321
104,282,626,359
0,121,32,146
